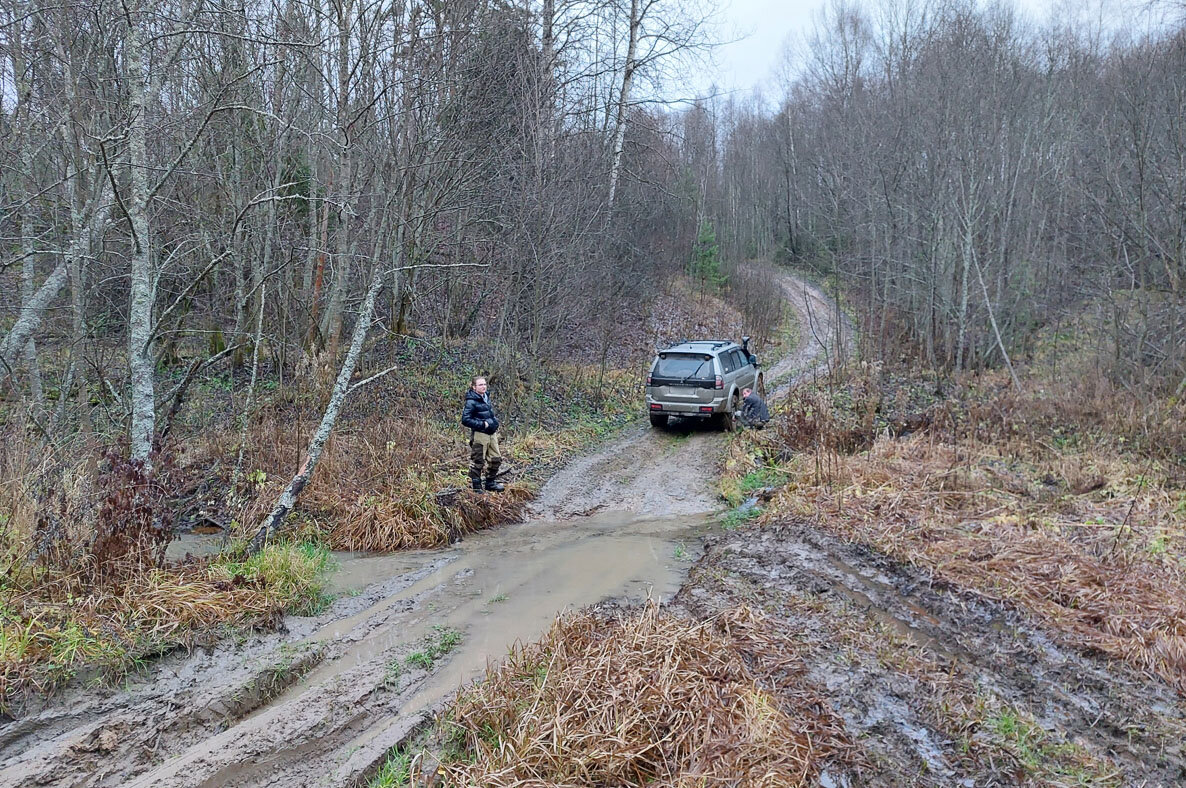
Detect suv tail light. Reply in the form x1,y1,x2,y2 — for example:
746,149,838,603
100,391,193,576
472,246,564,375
647,372,652,385
714,375,723,390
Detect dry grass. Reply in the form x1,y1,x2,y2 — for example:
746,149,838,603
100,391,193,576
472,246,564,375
231,412,533,552
227,358,645,552
0,539,331,709
755,367,1186,694
0,423,96,560
440,601,848,787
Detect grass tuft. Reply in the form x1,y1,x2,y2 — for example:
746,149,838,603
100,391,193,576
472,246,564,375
405,625,462,672
438,601,849,786
721,505,762,530
368,750,413,788
0,538,333,710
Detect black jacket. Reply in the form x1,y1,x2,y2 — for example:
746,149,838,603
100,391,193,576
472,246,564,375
741,392,770,425
461,389,499,434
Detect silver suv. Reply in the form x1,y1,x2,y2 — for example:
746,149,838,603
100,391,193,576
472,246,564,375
645,338,764,430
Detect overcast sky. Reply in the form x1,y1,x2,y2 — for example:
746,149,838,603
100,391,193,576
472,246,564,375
696,0,1150,100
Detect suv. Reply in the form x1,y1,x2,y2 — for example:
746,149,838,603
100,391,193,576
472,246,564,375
645,337,764,430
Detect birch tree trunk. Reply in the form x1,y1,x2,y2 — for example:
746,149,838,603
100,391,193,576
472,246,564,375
250,264,385,551
606,0,640,208
320,0,358,360
125,3,156,461
1,173,107,380
21,210,45,406
4,2,42,401
1,261,69,373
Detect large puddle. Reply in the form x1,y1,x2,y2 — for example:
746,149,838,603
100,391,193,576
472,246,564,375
266,511,712,720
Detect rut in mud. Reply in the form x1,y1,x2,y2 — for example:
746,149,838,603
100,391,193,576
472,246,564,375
676,521,1186,786
2,512,712,788
1,271,841,788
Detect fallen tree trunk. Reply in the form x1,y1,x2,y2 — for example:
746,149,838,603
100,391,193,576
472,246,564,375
249,264,385,552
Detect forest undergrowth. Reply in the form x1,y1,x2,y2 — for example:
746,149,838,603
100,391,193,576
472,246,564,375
721,362,1186,692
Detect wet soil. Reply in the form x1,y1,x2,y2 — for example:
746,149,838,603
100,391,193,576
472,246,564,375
674,519,1186,786
2,511,712,788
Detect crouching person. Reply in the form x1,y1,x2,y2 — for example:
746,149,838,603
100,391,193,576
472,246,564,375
738,387,770,429
461,375,504,493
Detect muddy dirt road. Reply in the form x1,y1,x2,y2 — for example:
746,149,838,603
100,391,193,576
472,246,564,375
7,270,1183,786
533,269,849,521
677,521,1186,786
0,272,842,788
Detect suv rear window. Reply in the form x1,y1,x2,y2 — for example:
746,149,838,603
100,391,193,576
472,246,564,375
654,353,714,379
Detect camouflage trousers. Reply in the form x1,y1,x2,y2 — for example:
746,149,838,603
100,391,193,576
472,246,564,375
469,431,502,481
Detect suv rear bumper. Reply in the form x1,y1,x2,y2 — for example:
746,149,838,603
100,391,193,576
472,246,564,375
645,395,728,415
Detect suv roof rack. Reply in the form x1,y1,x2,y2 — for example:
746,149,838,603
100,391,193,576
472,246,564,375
662,339,738,353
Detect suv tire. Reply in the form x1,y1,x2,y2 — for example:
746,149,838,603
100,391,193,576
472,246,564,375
718,395,739,432
649,413,669,429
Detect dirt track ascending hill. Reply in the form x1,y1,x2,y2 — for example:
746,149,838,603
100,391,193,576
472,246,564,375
531,270,849,521
0,270,842,788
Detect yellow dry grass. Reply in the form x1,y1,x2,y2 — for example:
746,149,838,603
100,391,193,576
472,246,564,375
234,413,531,552
764,377,1186,693
1,539,331,709
441,601,848,787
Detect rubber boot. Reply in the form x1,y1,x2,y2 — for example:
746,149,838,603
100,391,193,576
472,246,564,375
484,475,505,492
471,476,484,494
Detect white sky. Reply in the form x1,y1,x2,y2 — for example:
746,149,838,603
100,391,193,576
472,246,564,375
697,0,1153,100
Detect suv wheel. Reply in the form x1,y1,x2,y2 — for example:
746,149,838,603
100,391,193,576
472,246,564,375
718,395,739,432
649,413,669,429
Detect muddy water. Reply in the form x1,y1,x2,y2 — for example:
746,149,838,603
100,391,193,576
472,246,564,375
292,512,710,710
107,511,713,788
4,271,844,788
160,512,710,724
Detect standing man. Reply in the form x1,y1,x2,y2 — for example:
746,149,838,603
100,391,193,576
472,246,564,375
461,376,504,493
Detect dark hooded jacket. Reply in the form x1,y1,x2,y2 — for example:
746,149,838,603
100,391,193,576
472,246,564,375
740,392,770,426
461,389,499,434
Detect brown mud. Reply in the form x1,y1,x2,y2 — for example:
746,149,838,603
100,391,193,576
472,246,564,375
1,270,836,788
675,520,1186,786
1,509,712,788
